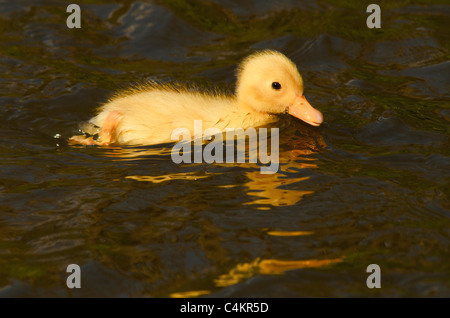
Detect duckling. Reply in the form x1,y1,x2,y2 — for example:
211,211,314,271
69,50,323,146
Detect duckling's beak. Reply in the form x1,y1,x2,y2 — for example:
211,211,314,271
288,95,323,126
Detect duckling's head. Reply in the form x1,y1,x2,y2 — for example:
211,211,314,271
236,50,323,126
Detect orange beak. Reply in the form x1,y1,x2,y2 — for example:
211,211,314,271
288,95,323,126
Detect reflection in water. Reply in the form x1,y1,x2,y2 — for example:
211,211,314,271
214,257,343,288
243,172,313,209
267,230,313,236
102,145,174,159
120,129,325,210
120,147,323,211
126,172,209,183
168,255,342,297
119,130,330,297
242,129,325,209
170,290,211,298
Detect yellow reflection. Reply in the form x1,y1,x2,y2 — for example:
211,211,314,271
238,130,325,208
170,290,211,298
85,143,175,159
99,126,326,210
214,259,260,287
259,258,342,275
214,257,342,287
126,172,209,183
243,172,313,208
267,230,313,236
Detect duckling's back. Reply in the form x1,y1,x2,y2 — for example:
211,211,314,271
90,85,237,145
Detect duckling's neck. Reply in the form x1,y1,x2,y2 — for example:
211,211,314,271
234,99,277,128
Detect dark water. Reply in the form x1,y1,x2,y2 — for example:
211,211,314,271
0,0,449,297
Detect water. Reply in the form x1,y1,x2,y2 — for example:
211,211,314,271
0,0,449,297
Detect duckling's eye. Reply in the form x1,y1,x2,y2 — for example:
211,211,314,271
272,82,281,90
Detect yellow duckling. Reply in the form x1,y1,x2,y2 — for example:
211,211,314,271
70,50,323,146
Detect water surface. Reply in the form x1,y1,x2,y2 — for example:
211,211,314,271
0,0,449,297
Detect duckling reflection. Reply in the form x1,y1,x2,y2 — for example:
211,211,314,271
219,125,326,209
242,172,313,208
111,121,325,209
98,144,174,160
